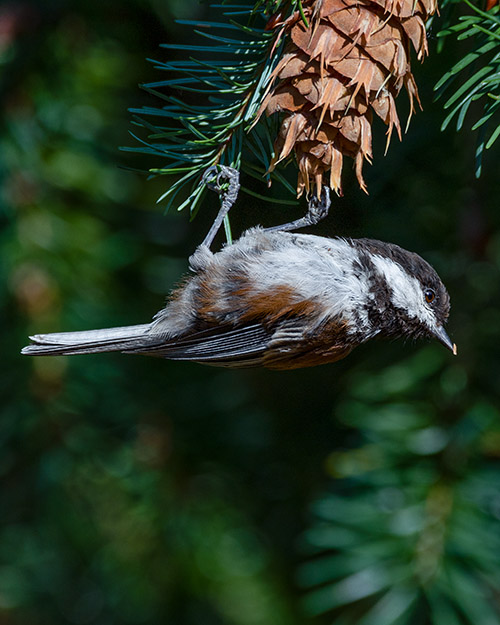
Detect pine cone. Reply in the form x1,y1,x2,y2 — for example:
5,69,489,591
258,0,437,197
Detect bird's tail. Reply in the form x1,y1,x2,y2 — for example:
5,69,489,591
21,324,151,356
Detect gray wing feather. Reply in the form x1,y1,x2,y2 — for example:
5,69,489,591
127,323,273,367
141,320,309,368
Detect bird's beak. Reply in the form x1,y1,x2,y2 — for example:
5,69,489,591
433,325,457,355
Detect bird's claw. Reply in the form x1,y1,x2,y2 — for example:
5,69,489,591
307,187,331,224
202,165,239,195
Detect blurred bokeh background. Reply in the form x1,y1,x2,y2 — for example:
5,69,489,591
2,1,500,623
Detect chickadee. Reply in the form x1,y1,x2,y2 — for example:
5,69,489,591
22,228,455,369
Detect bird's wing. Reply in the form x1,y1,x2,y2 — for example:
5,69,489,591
129,317,352,370
126,322,277,368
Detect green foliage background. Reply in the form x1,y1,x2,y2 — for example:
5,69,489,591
2,1,500,624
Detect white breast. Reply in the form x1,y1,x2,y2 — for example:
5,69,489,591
231,230,375,333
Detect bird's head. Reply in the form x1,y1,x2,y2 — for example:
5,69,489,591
354,239,455,354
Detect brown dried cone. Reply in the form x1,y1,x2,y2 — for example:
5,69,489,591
256,0,437,197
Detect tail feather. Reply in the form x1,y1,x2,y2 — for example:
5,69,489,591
21,324,151,356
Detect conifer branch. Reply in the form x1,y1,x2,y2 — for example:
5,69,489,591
124,0,301,228
435,1,500,176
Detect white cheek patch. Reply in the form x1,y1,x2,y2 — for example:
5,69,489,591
371,255,436,329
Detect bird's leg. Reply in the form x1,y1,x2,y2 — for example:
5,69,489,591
201,165,240,248
265,187,331,233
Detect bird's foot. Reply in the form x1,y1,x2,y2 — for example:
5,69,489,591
265,187,331,233
201,165,240,248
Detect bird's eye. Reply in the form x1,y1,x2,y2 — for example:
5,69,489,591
424,288,436,304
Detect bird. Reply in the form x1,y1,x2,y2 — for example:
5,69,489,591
21,226,456,369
